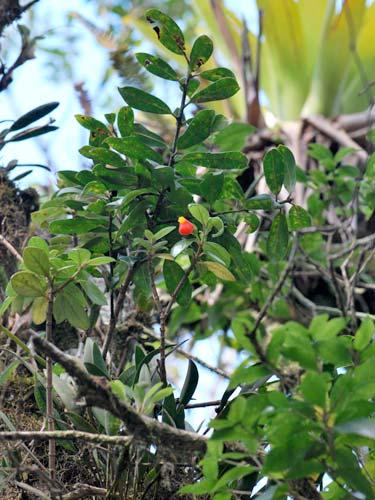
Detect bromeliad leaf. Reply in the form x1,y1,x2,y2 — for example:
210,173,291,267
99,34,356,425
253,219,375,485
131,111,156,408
267,213,289,260
118,86,172,115
263,149,285,195
190,35,213,70
145,9,185,55
191,77,240,103
136,53,178,81
177,109,215,149
10,102,59,131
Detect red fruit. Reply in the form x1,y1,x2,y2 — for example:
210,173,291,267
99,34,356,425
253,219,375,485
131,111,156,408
178,216,194,236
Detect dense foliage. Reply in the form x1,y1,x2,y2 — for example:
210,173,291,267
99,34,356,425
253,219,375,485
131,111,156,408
1,5,375,500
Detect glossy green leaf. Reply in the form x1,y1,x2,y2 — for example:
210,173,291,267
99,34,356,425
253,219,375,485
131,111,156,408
263,149,285,195
75,114,107,131
50,217,105,235
79,146,127,168
118,86,172,114
289,205,311,230
181,152,247,169
106,136,163,163
177,109,215,149
190,35,213,70
136,52,178,80
203,242,231,267
201,172,224,204
163,260,192,307
278,145,296,193
188,203,210,225
191,77,239,103
145,9,185,55
267,213,289,260
214,123,255,151
117,106,134,137
245,194,275,210
300,371,327,408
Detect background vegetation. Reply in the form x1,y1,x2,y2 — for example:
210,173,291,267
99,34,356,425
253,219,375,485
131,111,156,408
0,1,374,499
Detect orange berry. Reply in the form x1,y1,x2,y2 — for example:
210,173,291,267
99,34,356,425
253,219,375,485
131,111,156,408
178,216,195,236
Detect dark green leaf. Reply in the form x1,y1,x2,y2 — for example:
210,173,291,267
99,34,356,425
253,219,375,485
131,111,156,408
106,136,163,163
203,242,231,267
278,145,296,193
191,77,239,103
181,152,247,170
263,149,285,195
177,109,215,149
75,115,107,131
7,125,58,142
267,213,289,260
163,260,192,307
289,205,312,230
117,106,134,136
300,371,327,408
118,201,148,236
50,217,105,235
245,194,275,210
179,360,199,406
79,146,127,168
214,123,255,151
136,52,178,80
118,86,172,115
93,164,137,188
190,35,213,70
145,9,185,55
201,172,224,204
10,102,59,131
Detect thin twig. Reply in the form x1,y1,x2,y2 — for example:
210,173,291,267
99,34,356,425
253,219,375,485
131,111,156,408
0,234,22,261
0,430,132,445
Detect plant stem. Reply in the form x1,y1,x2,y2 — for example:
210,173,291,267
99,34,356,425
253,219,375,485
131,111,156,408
168,71,191,167
46,287,56,481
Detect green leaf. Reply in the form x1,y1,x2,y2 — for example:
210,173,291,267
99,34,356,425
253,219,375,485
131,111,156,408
0,361,19,385
10,102,59,131
68,248,91,265
7,125,58,142
300,371,327,408
177,109,215,149
75,114,107,131
181,152,247,170
289,205,312,230
153,226,176,241
188,203,210,225
190,35,213,70
145,9,185,55
53,284,89,330
191,77,240,103
335,419,375,440
354,317,374,351
263,149,285,195
163,260,192,307
31,296,48,325
93,164,137,188
118,200,147,236
50,217,105,235
80,280,107,306
88,257,115,266
245,194,275,210
179,360,199,406
117,106,134,137
105,136,163,163
203,242,231,267
136,52,178,80
278,145,296,193
23,247,50,276
79,146,126,168
207,217,224,238
267,213,289,260
201,261,235,281
214,123,255,152
11,271,47,297
92,341,109,378
201,172,224,204
118,86,172,115
200,67,236,82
